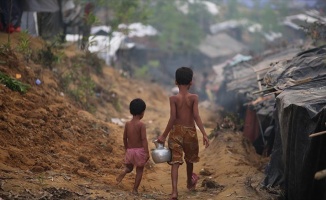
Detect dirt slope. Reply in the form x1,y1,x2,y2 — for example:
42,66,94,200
0,33,276,200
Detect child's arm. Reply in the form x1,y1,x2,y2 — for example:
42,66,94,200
158,96,176,142
141,123,150,159
123,124,128,150
192,95,210,148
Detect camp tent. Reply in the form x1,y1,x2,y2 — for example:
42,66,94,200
19,0,81,37
263,45,326,200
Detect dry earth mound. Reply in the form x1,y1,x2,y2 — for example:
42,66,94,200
0,33,275,200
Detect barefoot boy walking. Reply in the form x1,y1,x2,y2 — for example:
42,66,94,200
116,98,149,194
158,67,210,200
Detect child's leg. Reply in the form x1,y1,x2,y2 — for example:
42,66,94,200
116,164,133,183
132,166,144,194
186,161,193,187
171,163,180,198
186,161,198,191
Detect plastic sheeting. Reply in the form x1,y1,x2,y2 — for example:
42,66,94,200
264,45,326,90
263,56,326,200
37,12,63,39
21,0,59,12
21,12,38,36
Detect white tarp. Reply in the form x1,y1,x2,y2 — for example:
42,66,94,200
21,12,38,36
176,0,219,15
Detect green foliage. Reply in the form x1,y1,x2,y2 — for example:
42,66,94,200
84,51,104,74
258,5,280,32
106,0,150,28
188,2,215,32
148,1,204,53
80,0,150,36
0,43,12,56
134,65,149,78
37,45,57,69
225,112,243,130
134,60,159,78
0,43,20,68
36,39,65,69
112,98,122,112
0,72,30,93
61,63,96,112
79,0,205,54
85,12,100,26
223,1,289,34
226,0,240,19
37,173,46,186
0,42,12,52
17,31,32,63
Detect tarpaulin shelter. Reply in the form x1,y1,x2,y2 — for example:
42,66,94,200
198,33,247,62
8,0,83,38
0,0,61,35
216,48,298,154
263,45,326,200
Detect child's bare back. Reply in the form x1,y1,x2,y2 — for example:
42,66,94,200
170,92,199,127
124,120,146,149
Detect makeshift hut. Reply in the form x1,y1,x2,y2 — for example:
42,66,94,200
216,48,299,154
263,45,326,200
198,33,247,64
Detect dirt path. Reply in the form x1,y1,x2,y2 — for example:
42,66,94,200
116,99,274,200
0,34,276,199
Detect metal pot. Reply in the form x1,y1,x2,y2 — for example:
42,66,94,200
151,140,171,163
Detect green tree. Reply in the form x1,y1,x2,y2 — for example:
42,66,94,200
102,0,150,32
148,1,204,54
259,4,279,31
188,2,215,33
226,0,240,19
78,0,150,47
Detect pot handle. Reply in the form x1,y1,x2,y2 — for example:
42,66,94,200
153,139,164,149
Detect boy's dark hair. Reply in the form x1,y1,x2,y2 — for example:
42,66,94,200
175,67,193,85
129,98,146,115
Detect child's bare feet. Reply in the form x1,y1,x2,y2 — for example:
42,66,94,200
116,172,126,184
187,173,199,191
170,194,178,200
132,190,138,195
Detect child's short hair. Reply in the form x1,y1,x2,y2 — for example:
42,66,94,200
175,67,193,85
129,98,146,115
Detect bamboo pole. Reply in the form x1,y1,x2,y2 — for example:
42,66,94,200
252,87,276,95
257,73,262,92
314,169,326,180
309,130,326,138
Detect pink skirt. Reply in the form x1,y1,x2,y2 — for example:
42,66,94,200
125,148,148,167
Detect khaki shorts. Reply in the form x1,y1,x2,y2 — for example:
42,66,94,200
168,125,199,164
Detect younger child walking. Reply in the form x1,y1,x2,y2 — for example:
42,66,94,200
158,67,210,200
116,98,149,194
